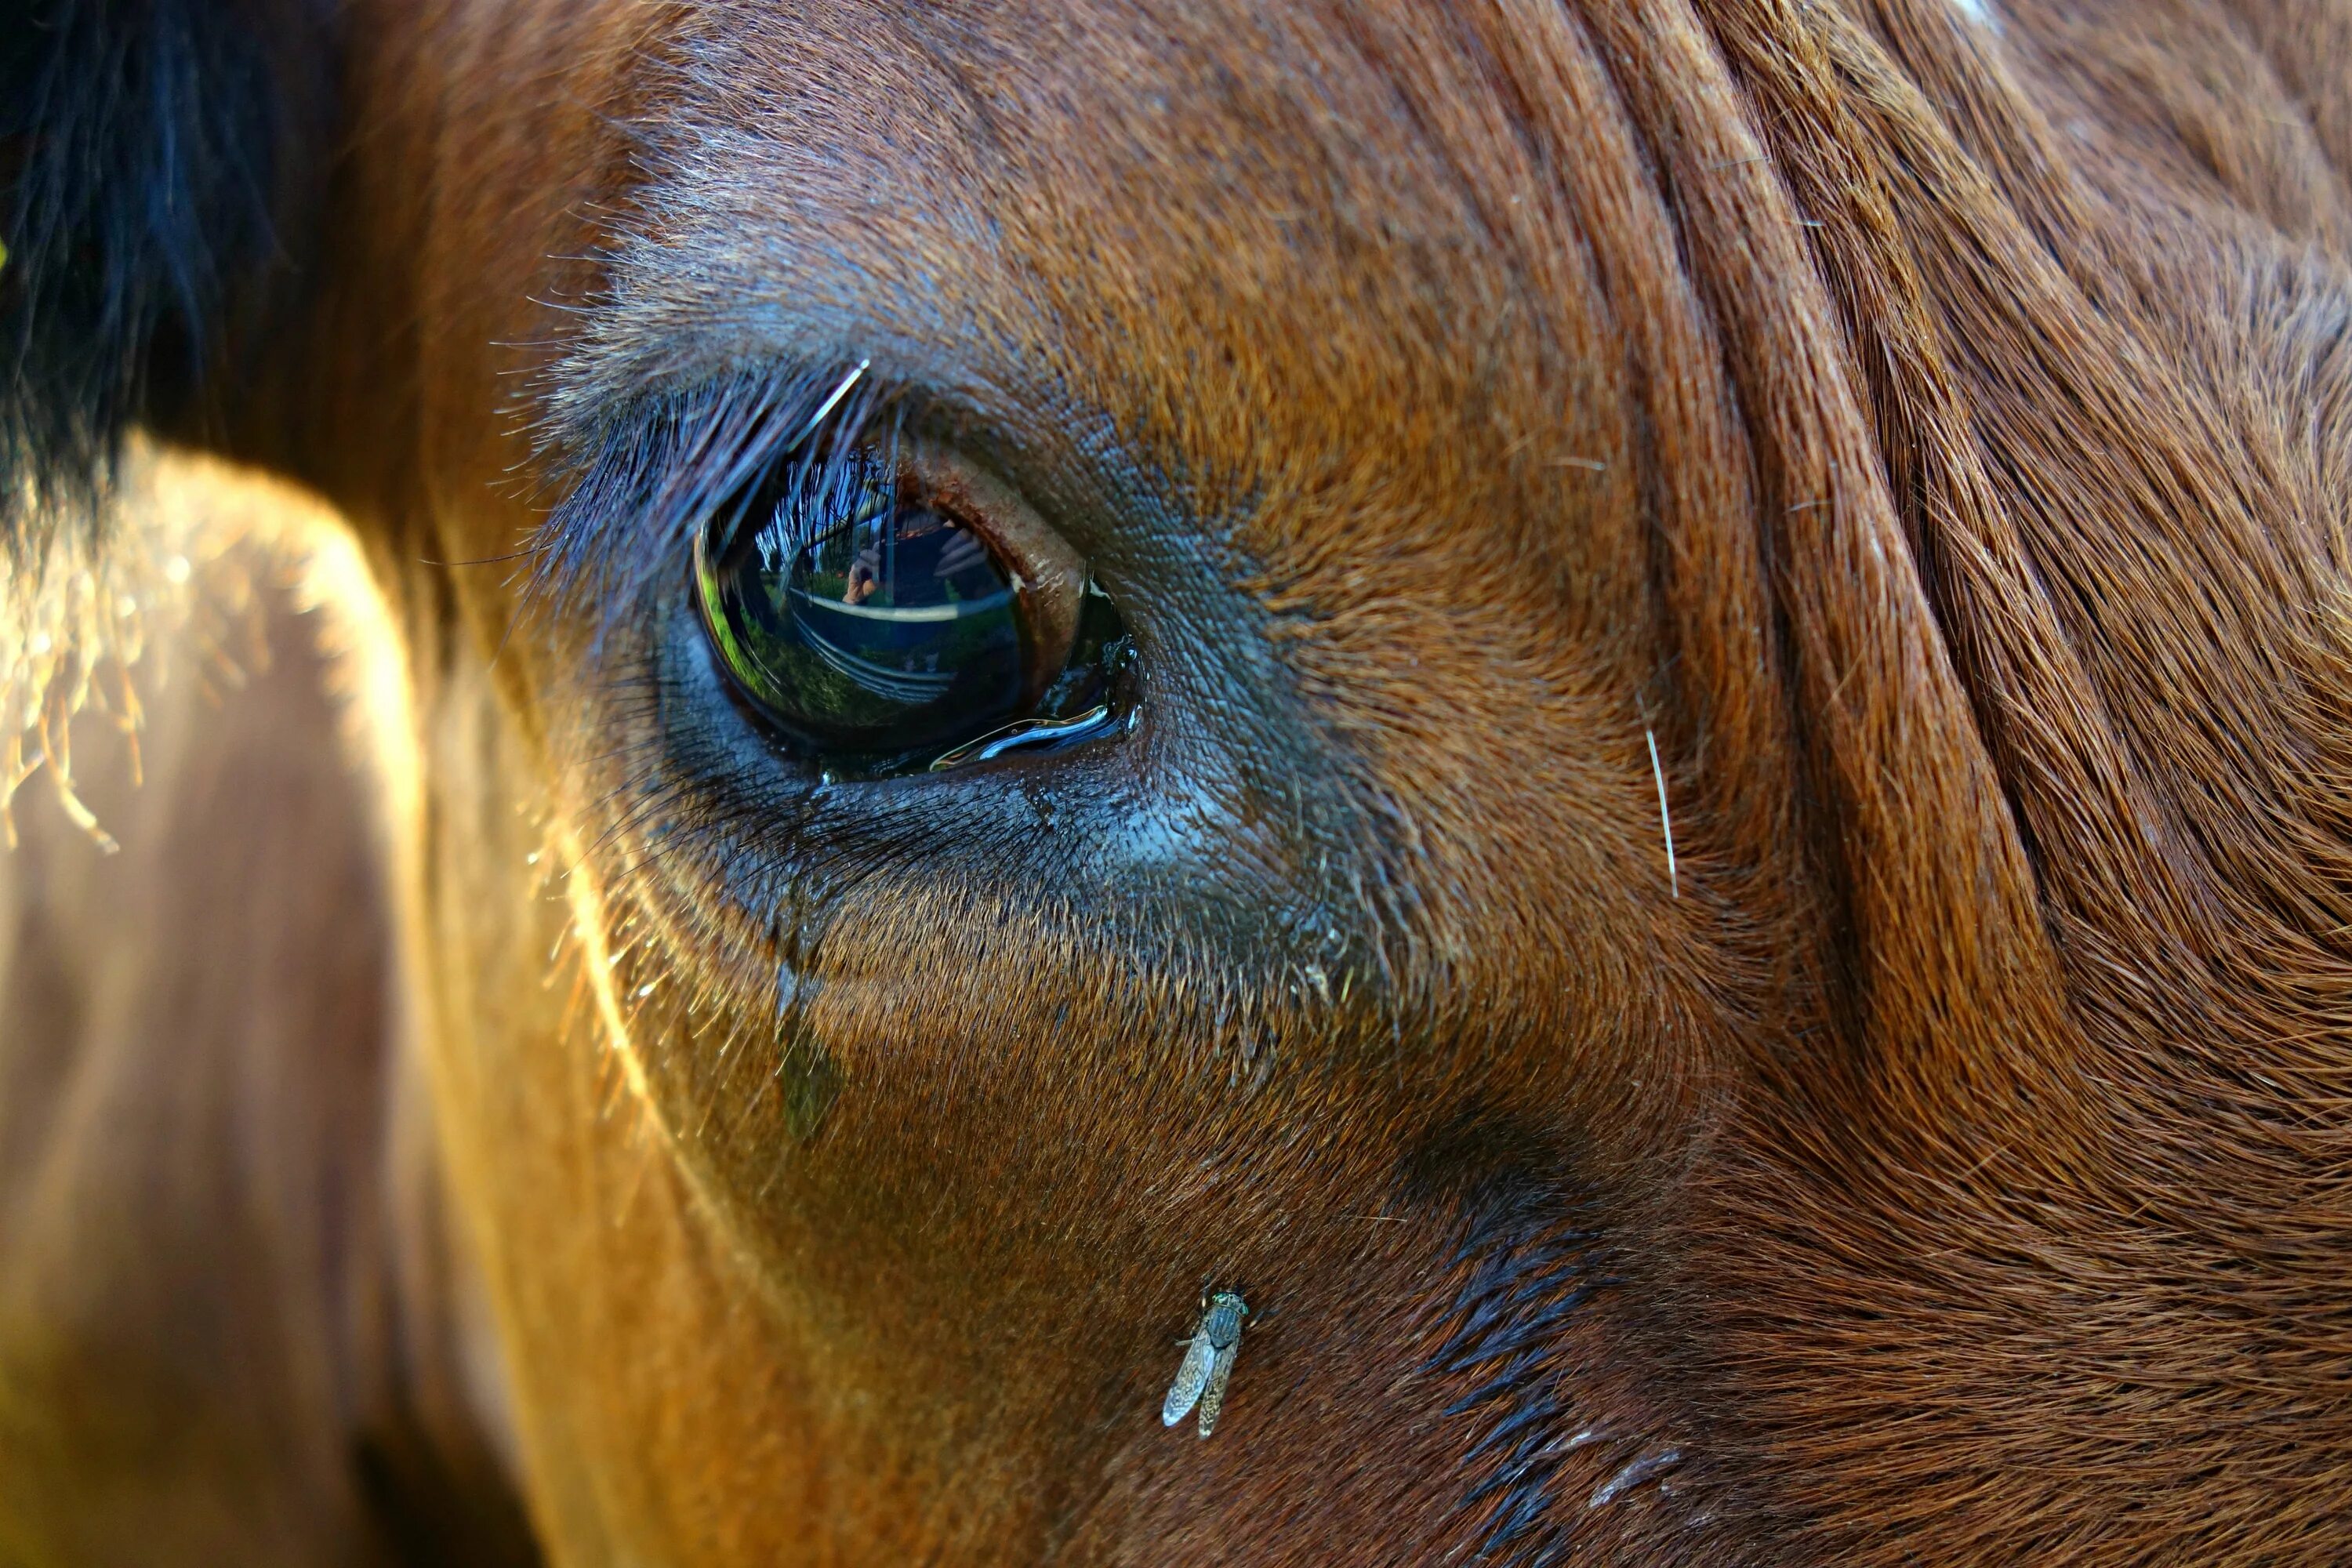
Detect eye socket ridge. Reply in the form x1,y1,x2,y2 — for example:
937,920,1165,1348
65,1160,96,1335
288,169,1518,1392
691,384,1134,777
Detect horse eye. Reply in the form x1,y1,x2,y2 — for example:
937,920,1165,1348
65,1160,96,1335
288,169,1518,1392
695,437,1132,774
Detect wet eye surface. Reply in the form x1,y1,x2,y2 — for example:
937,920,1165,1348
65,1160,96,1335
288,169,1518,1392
695,431,1133,775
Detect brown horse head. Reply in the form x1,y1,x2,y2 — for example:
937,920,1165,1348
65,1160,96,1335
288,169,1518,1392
6,1,2352,1561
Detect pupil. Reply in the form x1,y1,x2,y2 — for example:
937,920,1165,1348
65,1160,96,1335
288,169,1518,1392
704,449,1026,756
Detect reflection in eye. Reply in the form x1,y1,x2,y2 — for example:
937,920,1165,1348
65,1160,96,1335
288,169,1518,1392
697,434,1131,774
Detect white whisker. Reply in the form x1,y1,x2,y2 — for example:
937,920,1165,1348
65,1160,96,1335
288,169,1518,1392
1645,727,1678,900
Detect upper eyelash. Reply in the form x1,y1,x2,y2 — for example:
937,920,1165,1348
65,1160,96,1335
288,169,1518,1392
524,365,908,660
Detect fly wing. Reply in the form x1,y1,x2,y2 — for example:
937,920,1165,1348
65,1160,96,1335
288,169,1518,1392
1195,1338,1240,1437
1162,1333,1214,1427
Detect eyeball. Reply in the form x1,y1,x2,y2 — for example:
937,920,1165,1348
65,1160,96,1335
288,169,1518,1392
695,434,1132,773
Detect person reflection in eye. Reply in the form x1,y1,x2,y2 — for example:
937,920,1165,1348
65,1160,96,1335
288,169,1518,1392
843,510,993,608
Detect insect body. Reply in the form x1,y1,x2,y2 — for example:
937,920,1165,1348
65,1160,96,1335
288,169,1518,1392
1162,1290,1250,1437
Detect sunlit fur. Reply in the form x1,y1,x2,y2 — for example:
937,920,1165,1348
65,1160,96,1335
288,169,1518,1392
5,1,2352,1563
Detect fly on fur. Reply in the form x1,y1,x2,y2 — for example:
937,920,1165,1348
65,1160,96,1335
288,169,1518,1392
1162,1290,1249,1438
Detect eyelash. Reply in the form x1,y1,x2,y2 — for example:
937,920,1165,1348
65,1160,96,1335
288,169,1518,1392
527,365,905,663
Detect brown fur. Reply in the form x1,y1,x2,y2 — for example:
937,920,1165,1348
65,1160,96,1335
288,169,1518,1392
7,0,2352,1562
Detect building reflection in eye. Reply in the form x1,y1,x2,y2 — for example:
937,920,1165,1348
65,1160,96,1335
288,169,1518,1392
774,505,1016,708
714,476,1026,746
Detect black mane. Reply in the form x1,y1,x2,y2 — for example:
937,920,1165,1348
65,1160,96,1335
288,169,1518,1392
1,0,332,564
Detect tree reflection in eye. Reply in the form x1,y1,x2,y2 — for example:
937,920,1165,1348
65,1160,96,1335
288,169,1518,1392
696,437,1132,775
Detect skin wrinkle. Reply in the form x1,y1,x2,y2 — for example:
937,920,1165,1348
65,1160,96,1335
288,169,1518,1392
5,0,2352,1563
